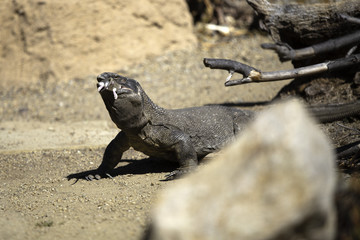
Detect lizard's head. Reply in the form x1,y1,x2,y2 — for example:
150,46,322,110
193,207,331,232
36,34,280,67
97,72,141,100
96,72,145,129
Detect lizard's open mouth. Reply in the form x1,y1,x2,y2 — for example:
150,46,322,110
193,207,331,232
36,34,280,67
97,81,132,99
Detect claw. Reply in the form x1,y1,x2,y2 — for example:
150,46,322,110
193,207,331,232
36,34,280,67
106,173,114,179
84,172,112,181
164,171,178,181
85,175,95,181
164,168,191,180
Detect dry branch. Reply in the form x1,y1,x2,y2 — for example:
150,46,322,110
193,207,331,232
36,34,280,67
247,0,360,47
340,13,360,25
203,54,360,86
261,30,360,62
204,1,360,88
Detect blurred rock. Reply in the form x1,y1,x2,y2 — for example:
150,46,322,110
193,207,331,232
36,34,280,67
146,100,337,240
0,0,197,88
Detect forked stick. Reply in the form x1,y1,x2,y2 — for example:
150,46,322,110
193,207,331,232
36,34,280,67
203,53,360,86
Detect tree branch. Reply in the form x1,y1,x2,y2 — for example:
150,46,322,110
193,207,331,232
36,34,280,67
261,30,360,62
340,14,360,25
203,53,360,86
247,0,360,46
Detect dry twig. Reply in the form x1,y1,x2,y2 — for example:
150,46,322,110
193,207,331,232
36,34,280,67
203,53,360,86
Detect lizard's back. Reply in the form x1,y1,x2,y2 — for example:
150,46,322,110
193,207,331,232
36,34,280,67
155,105,254,157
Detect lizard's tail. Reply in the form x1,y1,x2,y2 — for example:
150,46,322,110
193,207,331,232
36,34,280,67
308,100,360,123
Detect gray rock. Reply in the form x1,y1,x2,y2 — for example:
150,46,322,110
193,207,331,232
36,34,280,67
147,100,337,240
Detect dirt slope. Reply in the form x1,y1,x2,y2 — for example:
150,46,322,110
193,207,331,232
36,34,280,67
0,0,196,88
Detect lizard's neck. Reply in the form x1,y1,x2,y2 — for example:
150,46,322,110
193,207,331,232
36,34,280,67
140,88,167,120
114,88,167,134
105,84,168,133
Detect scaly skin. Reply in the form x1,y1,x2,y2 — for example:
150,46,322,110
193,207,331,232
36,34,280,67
72,72,360,181
88,72,253,180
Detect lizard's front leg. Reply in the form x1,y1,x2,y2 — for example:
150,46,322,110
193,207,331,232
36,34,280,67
86,131,130,180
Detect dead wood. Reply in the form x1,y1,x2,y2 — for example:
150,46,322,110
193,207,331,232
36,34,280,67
261,30,360,62
203,53,360,85
247,0,360,48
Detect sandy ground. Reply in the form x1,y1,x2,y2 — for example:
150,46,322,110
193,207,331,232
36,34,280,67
1,32,316,240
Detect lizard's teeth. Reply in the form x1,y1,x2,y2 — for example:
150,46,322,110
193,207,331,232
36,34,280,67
97,82,105,92
113,88,118,99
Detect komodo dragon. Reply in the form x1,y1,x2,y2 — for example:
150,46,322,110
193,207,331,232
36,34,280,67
70,72,360,181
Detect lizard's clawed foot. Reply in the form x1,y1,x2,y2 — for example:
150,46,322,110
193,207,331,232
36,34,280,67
164,168,192,181
67,169,113,182
85,172,113,181
85,173,102,181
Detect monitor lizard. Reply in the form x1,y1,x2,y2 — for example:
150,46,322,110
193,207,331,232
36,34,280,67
71,72,360,181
